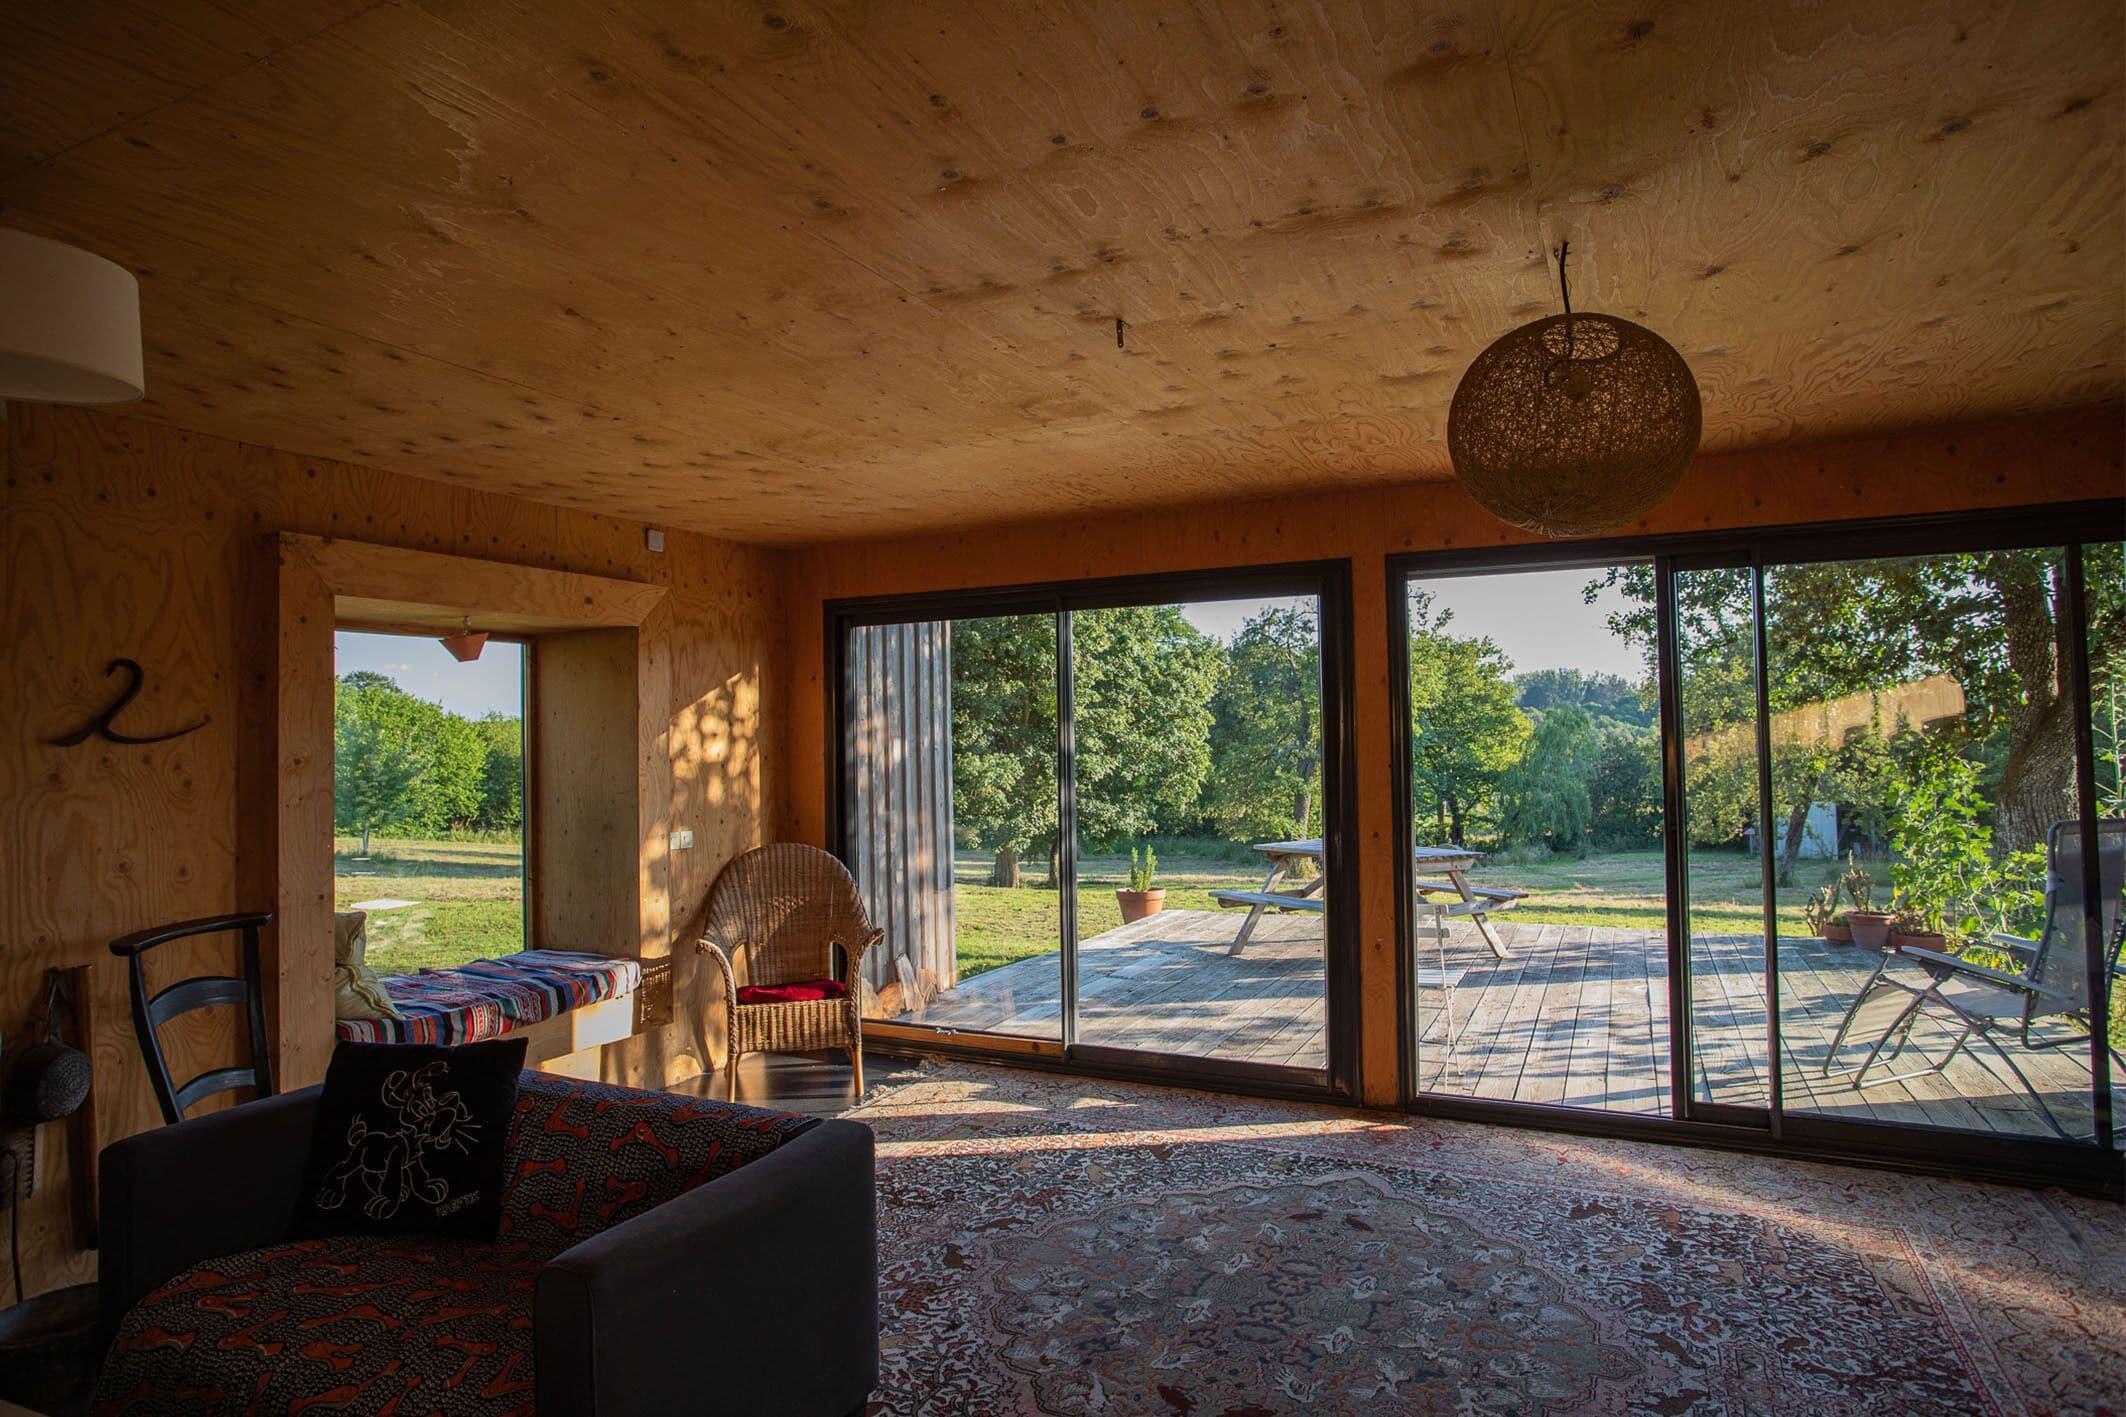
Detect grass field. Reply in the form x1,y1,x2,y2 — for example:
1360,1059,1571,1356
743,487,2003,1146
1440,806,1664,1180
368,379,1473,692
334,835,524,973
950,844,1846,982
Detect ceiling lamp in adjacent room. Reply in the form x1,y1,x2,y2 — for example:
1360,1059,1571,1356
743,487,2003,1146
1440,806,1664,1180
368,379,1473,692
0,229,145,404
1447,243,1700,536
440,618,489,663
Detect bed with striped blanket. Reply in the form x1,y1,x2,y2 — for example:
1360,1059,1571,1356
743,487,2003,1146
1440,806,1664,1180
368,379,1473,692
335,949,641,1045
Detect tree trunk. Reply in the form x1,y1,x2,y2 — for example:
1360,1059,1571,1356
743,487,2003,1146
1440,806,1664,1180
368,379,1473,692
989,847,1021,888
1987,553,2077,856
1997,708,2076,858
1776,798,1811,886
1292,786,1313,836
361,824,372,855
1446,791,1465,845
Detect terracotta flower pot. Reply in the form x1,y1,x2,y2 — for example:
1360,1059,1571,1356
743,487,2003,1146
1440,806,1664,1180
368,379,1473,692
1821,921,1853,944
1892,928,1950,953
1846,910,1893,950
1115,888,1165,923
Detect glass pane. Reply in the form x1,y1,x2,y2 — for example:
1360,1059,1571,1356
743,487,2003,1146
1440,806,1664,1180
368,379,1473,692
2087,540,2125,1148
1672,566,1773,1109
1404,567,1670,1114
1070,596,1328,1072
1768,550,2098,1142
333,632,527,971
846,615,1060,1040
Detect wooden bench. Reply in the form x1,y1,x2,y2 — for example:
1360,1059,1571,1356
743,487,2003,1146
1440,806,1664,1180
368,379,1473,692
1209,888,1323,954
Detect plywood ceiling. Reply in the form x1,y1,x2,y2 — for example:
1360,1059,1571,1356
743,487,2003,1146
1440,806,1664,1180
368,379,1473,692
2,1,2119,542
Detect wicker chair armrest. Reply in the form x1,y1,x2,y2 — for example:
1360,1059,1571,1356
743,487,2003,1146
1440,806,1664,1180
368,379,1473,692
694,937,738,1004
842,926,885,972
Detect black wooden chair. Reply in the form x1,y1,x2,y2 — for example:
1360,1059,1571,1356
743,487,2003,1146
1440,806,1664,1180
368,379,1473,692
109,911,274,1125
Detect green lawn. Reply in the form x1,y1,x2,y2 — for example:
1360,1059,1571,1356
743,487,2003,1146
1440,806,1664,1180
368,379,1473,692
950,844,1845,982
334,835,525,973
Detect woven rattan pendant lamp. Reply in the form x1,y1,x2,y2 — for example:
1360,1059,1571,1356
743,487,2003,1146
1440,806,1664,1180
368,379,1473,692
1447,243,1700,536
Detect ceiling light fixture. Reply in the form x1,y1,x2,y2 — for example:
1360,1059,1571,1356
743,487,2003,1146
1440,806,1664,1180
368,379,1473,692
1447,242,1701,536
0,229,145,405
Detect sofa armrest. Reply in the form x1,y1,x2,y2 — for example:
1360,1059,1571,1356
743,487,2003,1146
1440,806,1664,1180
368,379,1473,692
535,1118,877,1417
98,1086,318,1339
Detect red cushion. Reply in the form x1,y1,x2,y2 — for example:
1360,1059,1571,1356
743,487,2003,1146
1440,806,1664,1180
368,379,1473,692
735,978,849,1005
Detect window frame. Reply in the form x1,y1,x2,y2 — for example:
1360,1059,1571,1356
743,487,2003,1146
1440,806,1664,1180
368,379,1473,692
1386,498,2125,1196
826,559,1363,1105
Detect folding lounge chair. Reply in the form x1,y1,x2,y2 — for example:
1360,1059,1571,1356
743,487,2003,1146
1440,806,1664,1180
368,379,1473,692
1821,819,2125,1139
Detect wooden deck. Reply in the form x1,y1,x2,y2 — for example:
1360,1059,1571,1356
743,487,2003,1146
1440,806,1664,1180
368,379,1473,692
894,910,2113,1140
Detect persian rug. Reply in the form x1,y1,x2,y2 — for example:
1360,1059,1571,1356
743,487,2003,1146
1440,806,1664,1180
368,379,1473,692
845,1061,2125,1416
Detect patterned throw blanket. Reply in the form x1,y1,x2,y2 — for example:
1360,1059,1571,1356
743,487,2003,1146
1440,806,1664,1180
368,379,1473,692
335,950,642,1045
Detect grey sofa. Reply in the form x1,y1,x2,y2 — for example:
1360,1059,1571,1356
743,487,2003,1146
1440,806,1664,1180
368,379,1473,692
93,1071,877,1416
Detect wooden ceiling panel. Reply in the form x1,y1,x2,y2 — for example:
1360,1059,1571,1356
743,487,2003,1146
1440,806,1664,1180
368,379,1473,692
1,0,2117,542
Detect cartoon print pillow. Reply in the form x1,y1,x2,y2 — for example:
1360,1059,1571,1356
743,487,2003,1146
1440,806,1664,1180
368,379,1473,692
294,1037,528,1241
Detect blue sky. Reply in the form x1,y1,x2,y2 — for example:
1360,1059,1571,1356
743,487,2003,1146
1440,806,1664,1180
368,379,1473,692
1180,568,1641,681
336,630,525,718
1413,566,1644,681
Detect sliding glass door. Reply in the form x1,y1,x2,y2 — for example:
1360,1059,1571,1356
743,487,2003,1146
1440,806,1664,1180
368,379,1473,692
1070,593,1331,1072
837,566,1353,1095
845,613,1061,1040
1400,561,1671,1115
1662,535,2120,1169
1396,509,2121,1185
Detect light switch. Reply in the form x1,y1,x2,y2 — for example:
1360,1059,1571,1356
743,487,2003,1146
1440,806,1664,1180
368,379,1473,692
668,828,694,850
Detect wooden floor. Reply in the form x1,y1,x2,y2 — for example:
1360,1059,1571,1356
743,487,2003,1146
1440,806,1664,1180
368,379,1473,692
895,910,2114,1140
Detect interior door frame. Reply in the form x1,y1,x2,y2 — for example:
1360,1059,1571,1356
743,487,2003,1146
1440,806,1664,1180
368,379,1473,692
827,559,1362,1104
1387,499,2124,1196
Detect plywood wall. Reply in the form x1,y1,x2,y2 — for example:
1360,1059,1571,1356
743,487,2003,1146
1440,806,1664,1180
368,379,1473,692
777,407,2125,1108
0,404,783,1301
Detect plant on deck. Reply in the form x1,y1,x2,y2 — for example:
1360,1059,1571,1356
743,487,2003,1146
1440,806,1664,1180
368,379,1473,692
1126,845,1159,893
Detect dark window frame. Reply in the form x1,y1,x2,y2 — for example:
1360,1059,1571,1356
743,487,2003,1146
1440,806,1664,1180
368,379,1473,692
1387,498,2125,1197
826,559,1364,1105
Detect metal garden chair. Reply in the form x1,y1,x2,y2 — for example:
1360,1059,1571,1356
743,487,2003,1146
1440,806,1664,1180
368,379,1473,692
1821,819,2125,1139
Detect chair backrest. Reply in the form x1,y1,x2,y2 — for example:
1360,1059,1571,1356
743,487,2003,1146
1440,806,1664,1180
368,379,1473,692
109,912,274,1125
2028,819,2126,1015
701,844,874,988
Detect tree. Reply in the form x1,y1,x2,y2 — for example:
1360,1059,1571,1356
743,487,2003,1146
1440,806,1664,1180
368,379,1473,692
1205,606,1323,841
1407,590,1529,844
948,616,1060,887
1069,605,1226,852
1498,704,1598,852
947,607,1225,887
1591,555,2091,866
1588,725,1663,848
475,714,524,829
1514,667,1652,728
334,679,432,852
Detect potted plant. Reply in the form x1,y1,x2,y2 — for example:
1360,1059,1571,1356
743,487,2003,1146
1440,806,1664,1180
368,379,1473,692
1841,853,1893,950
1115,845,1165,923
1889,903,1950,953
1802,884,1850,943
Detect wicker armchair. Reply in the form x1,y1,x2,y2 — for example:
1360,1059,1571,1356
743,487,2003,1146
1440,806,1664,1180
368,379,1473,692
697,844,883,1099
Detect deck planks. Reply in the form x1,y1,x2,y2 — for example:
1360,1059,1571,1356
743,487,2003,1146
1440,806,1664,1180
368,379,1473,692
894,910,2110,1139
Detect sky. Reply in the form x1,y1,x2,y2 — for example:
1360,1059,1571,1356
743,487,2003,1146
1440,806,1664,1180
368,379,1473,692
1410,566,1645,681
1179,569,1642,681
336,630,525,718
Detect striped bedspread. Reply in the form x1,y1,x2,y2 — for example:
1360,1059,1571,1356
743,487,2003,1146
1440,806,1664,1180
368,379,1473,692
336,949,642,1045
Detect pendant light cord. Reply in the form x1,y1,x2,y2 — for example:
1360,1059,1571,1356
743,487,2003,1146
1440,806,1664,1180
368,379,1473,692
1557,240,1575,363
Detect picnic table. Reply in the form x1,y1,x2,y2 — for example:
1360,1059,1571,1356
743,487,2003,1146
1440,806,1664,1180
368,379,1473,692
1209,839,1525,959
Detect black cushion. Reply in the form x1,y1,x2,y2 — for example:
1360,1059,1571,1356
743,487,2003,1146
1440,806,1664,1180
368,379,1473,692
294,1038,527,1241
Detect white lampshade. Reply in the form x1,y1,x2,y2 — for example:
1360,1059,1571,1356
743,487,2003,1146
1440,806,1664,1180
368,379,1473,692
0,229,145,404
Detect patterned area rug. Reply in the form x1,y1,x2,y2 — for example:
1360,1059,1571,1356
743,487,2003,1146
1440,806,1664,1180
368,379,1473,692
845,1062,2124,1415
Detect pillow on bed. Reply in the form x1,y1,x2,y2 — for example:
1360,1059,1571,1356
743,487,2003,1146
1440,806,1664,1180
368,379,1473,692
333,910,403,1021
